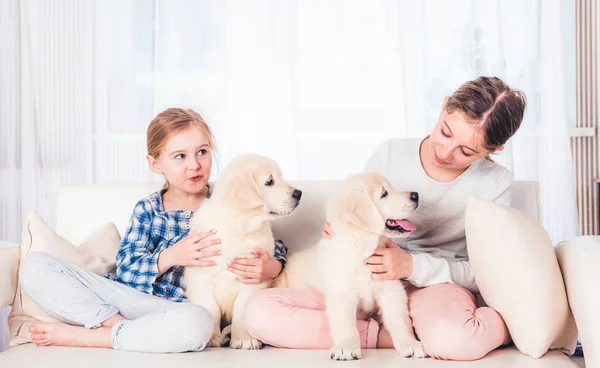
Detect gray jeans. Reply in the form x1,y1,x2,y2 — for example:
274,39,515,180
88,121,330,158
19,251,213,353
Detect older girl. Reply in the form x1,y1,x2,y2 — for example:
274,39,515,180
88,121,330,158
244,76,527,361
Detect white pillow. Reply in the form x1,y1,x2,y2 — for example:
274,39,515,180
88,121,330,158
465,197,578,358
8,210,121,347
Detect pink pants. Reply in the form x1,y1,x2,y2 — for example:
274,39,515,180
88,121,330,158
244,283,510,361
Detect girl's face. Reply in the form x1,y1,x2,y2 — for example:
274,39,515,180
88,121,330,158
147,125,213,195
427,99,496,171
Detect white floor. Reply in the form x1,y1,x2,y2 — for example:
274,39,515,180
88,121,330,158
0,344,584,368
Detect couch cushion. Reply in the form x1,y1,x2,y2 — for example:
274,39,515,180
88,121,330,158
465,197,578,358
57,183,162,245
55,180,540,254
8,210,120,347
510,181,540,221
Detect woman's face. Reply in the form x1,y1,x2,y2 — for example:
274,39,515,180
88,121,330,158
427,100,493,170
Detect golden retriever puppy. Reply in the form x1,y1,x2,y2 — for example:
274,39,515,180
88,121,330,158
185,153,302,349
274,172,424,360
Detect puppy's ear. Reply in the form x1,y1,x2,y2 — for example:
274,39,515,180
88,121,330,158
328,188,383,232
220,170,263,208
219,169,268,232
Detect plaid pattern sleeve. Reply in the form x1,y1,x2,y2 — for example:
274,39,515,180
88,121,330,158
273,239,288,268
114,200,162,295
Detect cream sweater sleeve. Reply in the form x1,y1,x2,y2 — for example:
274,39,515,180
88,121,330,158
407,254,479,293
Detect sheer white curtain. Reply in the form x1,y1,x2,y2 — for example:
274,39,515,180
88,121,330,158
96,0,577,242
1,0,95,352
0,0,578,352
1,0,95,240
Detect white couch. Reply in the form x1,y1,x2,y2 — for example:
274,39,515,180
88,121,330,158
0,180,595,368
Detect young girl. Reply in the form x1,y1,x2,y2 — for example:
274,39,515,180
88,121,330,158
243,76,527,361
19,108,287,352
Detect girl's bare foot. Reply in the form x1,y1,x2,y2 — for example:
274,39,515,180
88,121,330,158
29,322,112,348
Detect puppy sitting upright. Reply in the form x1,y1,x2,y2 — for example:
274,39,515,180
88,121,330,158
274,172,424,360
185,153,302,350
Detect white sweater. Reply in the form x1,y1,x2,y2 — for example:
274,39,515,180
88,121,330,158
365,138,512,293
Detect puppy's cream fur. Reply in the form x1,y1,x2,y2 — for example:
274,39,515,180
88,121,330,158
274,173,425,360
184,153,301,349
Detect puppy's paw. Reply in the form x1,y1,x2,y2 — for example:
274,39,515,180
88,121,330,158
222,325,232,337
207,333,228,348
329,346,362,361
221,325,232,346
395,340,426,358
229,338,263,350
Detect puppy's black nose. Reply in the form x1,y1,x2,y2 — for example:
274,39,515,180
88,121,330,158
292,189,302,200
410,192,419,204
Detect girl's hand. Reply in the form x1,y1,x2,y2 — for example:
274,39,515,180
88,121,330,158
228,248,283,284
322,221,333,238
159,230,221,274
366,237,413,280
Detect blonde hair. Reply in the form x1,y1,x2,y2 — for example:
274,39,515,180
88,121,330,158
147,108,216,189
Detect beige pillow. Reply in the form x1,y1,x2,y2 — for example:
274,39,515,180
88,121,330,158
465,197,578,358
8,210,121,347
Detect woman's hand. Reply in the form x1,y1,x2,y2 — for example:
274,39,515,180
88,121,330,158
228,248,282,284
158,230,221,274
322,221,333,238
366,237,413,280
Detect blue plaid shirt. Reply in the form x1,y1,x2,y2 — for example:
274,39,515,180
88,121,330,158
107,186,288,302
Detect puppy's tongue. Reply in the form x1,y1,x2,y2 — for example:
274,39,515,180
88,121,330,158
386,219,416,231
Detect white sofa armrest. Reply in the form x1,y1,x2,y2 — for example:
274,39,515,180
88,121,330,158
555,236,600,368
0,241,20,309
